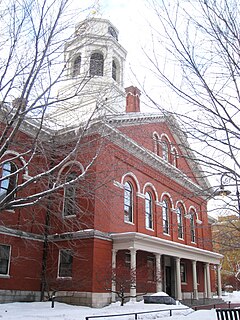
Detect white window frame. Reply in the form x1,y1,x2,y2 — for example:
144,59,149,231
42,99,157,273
162,199,170,234
0,244,11,277
63,172,77,218
124,181,134,224
176,207,184,239
145,192,153,230
190,212,196,243
0,162,18,202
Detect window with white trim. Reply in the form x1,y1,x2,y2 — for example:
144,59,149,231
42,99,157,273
63,172,77,217
190,212,196,243
162,141,169,162
58,249,73,278
124,182,133,223
172,148,178,167
145,192,153,229
112,60,117,81
90,52,104,76
0,161,18,202
176,206,184,239
72,55,81,77
153,133,160,155
162,199,170,234
0,244,10,276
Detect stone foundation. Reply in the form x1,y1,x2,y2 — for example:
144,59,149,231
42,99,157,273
0,290,41,304
54,291,111,307
0,289,111,307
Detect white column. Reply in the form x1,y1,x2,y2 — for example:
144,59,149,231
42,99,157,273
192,260,198,300
175,257,182,300
204,263,207,298
204,263,211,299
217,264,222,297
130,248,137,301
111,249,117,302
155,253,162,292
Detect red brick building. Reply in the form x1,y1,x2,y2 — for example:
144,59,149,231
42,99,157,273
0,18,222,307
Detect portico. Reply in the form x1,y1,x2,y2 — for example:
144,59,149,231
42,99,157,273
111,232,222,302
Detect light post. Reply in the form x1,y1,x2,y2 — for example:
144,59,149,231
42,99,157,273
215,172,240,217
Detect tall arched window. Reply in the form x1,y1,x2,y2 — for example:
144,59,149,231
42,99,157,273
72,55,81,77
190,211,196,243
112,60,117,81
108,26,118,41
153,133,160,155
162,140,169,162
176,206,184,239
0,161,18,202
63,172,77,217
172,148,178,167
90,52,104,77
145,192,153,229
162,199,170,234
124,182,133,223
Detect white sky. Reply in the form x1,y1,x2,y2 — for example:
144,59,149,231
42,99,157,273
0,291,239,319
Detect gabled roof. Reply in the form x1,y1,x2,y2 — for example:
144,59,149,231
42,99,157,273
0,103,212,198
106,113,211,198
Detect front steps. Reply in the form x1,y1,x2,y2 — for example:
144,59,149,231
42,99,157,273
182,297,227,308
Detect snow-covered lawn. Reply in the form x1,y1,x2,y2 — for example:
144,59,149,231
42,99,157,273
0,292,239,320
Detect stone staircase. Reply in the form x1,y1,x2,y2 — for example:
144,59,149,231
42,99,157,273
181,297,227,308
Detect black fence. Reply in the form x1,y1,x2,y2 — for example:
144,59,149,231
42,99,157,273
85,307,191,320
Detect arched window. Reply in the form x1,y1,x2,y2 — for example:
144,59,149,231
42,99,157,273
90,52,104,77
145,192,153,229
112,60,117,81
172,148,178,167
0,161,18,202
162,199,170,234
162,140,169,162
190,211,196,243
63,172,77,217
124,182,133,223
153,133,160,155
176,206,184,239
108,26,118,41
72,55,81,77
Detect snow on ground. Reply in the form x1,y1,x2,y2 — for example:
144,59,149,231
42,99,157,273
0,292,239,320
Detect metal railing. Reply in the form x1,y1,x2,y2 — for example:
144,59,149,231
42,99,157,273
85,307,191,320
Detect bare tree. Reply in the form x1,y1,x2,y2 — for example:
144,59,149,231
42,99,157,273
98,263,158,306
0,0,105,212
212,215,240,289
138,0,240,217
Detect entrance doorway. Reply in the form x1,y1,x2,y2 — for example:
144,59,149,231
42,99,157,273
165,266,172,296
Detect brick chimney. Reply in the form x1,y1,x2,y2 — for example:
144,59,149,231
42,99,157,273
125,86,141,113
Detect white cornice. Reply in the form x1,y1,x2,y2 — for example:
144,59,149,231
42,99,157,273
0,226,43,242
48,229,112,242
102,122,208,198
111,232,223,264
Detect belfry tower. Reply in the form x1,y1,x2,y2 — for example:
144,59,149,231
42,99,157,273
55,18,127,126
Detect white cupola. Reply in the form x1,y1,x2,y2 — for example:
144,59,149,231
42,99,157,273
55,18,127,126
